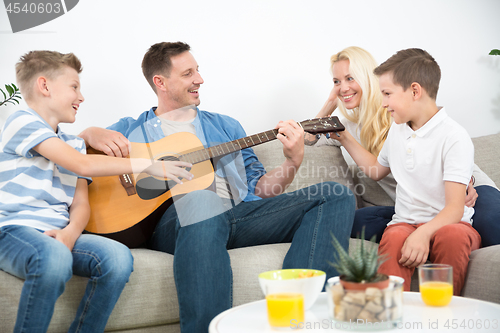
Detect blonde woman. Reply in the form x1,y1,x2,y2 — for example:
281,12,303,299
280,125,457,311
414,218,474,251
306,46,500,247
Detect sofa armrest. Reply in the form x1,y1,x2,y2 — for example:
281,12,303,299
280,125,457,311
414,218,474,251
461,244,500,303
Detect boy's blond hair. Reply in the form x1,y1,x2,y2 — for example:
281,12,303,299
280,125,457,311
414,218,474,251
374,48,441,100
15,50,82,102
331,46,391,156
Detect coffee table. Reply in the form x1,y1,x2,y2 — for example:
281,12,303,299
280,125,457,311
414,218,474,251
209,292,500,332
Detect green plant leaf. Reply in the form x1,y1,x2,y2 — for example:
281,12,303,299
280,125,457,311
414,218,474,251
1,83,23,107
354,228,366,274
329,231,360,281
5,84,14,95
490,49,500,55
364,249,378,279
329,226,390,283
329,231,350,259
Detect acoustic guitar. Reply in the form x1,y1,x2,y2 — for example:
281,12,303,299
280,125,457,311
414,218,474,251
85,116,344,247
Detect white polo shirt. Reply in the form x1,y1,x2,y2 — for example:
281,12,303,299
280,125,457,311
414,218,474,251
377,108,474,225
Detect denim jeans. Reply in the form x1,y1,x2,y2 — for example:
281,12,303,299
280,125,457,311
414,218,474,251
147,182,356,333
471,185,500,247
352,185,500,247
352,206,395,243
0,225,134,333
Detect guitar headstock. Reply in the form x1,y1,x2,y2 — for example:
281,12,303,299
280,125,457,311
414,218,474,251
300,116,345,134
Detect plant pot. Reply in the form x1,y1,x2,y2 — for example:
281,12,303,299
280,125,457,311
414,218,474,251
326,275,404,329
339,273,390,291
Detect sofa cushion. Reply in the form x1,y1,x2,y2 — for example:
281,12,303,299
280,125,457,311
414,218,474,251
349,165,395,208
461,244,500,303
472,133,500,188
231,243,291,306
0,249,179,333
106,249,179,330
252,140,357,204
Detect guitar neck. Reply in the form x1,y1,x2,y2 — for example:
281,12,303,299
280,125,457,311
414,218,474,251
178,116,343,165
181,128,280,164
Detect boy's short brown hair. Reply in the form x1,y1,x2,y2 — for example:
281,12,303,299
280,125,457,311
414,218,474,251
374,48,441,100
15,51,82,102
142,41,191,94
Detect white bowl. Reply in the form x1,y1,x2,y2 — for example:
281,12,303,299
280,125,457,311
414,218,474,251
258,269,326,310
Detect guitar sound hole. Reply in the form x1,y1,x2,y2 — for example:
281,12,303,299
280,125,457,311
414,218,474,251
136,176,172,200
159,156,178,162
135,155,190,200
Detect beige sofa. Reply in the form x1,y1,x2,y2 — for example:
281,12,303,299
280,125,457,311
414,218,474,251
1,133,499,333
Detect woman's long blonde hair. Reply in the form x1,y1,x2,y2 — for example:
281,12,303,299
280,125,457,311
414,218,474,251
331,46,391,156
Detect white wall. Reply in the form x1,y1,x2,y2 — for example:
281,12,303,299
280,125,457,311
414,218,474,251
1,0,499,138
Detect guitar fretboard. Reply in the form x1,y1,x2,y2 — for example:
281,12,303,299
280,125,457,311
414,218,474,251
181,128,279,164
175,116,341,165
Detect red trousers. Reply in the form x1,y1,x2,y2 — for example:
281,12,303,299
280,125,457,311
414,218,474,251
378,222,481,296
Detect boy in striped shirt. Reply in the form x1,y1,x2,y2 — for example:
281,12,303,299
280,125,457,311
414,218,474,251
0,51,192,333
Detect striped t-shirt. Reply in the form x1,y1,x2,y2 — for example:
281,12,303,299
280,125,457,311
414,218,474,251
0,109,89,231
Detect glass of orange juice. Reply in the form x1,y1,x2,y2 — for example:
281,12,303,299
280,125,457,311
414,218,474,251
418,264,453,306
266,293,304,328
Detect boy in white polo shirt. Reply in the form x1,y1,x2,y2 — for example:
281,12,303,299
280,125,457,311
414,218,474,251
335,48,481,295
0,50,192,332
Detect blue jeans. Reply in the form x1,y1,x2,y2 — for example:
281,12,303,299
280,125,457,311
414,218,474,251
352,185,500,247
147,182,355,333
0,225,134,333
351,206,395,243
472,185,500,247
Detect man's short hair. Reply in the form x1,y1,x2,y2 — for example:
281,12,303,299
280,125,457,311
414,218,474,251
141,41,191,94
374,48,441,100
15,50,82,102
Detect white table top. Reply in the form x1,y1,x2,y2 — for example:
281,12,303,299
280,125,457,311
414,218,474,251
209,292,500,332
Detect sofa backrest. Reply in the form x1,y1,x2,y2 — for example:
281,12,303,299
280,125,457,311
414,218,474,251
472,132,500,188
252,140,357,202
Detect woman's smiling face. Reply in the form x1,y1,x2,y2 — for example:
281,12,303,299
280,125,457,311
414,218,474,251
332,59,362,109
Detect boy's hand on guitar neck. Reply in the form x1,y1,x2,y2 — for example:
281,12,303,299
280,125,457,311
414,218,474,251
79,127,131,158
275,119,304,168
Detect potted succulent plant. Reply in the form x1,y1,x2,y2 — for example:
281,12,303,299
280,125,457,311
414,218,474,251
327,229,404,325
328,228,389,290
